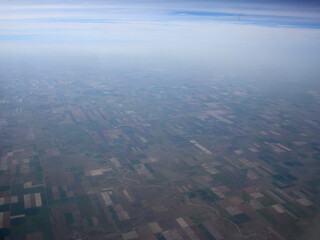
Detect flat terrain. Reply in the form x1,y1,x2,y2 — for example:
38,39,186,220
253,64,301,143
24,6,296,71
0,68,319,240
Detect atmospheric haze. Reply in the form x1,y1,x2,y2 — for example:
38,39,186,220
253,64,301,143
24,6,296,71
1,0,320,83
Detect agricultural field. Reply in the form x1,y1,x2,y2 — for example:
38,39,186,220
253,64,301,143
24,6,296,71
0,66,320,240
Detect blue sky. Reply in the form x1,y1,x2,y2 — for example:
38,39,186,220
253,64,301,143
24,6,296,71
1,0,320,41
1,0,319,82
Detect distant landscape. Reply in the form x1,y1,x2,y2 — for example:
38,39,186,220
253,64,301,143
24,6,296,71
1,0,320,240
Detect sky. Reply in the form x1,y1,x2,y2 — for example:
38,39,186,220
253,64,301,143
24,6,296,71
0,0,320,83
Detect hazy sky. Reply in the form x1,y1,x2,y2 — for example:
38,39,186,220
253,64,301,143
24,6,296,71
1,0,320,82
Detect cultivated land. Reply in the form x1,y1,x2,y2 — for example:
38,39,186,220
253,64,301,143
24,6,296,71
0,69,319,240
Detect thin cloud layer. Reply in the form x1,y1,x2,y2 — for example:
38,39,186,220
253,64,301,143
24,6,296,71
0,0,319,83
